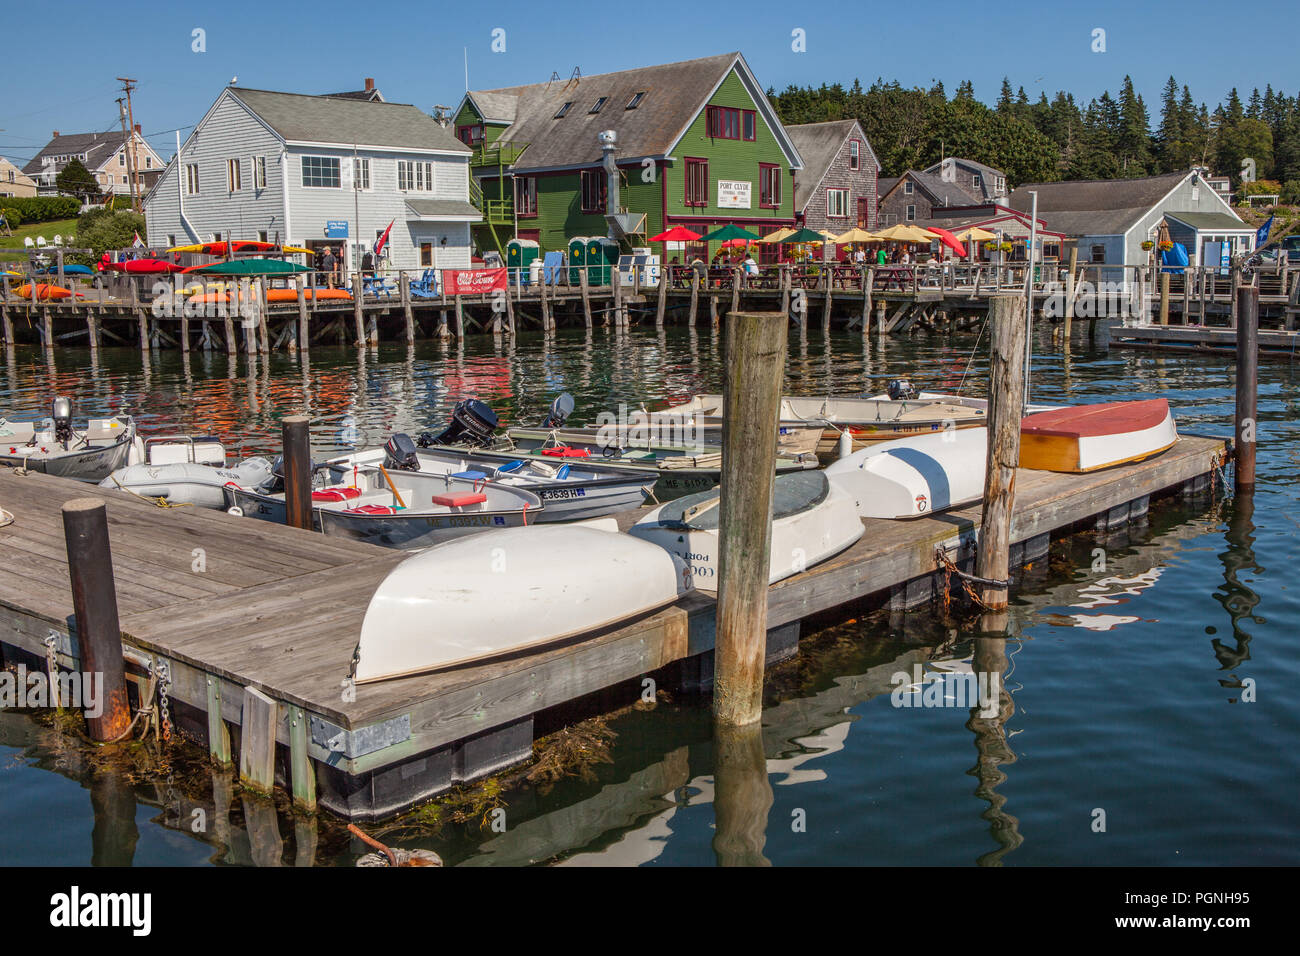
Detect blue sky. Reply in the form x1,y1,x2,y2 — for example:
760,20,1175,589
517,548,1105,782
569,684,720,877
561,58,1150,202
3,0,1296,170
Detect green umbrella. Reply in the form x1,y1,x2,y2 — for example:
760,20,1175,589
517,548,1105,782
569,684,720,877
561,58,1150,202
187,258,311,276
783,227,829,244
700,224,763,243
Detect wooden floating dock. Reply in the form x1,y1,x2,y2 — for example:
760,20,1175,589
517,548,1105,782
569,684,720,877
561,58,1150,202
0,434,1225,820
1109,322,1300,356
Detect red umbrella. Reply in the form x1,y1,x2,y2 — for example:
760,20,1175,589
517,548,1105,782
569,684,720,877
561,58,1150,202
926,226,967,258
649,226,703,242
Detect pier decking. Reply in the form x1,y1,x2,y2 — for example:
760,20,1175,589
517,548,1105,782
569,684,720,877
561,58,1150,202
0,434,1226,819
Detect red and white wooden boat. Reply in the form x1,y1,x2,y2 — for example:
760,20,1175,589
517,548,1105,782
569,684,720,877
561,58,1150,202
1019,399,1177,473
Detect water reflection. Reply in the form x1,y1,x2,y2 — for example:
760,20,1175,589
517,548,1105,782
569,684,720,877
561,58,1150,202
1212,491,1259,690
966,633,1023,867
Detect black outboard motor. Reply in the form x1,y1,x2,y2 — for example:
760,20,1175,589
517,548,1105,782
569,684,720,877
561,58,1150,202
384,433,420,471
887,379,917,401
51,397,73,446
418,399,499,448
267,454,320,492
542,392,575,428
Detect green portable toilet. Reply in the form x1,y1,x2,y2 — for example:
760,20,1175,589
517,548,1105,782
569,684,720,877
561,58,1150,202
506,238,539,286
568,236,589,285
585,237,618,285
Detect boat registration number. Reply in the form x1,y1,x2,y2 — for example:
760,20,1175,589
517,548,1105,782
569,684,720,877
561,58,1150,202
539,487,586,499
446,515,496,527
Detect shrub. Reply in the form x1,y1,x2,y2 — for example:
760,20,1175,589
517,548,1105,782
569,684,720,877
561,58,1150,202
76,210,146,257
0,196,80,223
0,206,21,228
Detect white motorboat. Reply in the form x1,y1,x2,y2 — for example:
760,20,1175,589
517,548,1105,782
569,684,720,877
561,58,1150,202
99,435,273,508
825,427,989,519
627,470,863,589
330,433,653,522
353,522,693,682
224,463,543,550
0,398,139,482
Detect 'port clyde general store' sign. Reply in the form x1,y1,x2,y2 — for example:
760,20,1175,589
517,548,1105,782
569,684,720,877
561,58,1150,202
716,180,752,209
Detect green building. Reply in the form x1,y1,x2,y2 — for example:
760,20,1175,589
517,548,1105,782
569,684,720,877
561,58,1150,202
452,52,804,262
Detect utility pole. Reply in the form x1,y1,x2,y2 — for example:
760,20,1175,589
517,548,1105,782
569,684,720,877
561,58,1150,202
117,77,140,213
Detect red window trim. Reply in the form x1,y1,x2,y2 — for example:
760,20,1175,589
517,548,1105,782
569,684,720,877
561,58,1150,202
826,187,850,219
759,162,780,209
457,124,483,147
684,157,708,208
705,106,756,141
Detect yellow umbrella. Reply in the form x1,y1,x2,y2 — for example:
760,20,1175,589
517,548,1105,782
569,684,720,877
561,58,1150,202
760,227,795,243
875,223,937,243
953,227,997,242
833,227,879,244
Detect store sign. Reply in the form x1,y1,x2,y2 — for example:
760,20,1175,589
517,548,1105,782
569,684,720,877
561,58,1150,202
325,221,349,238
441,267,507,295
717,180,752,209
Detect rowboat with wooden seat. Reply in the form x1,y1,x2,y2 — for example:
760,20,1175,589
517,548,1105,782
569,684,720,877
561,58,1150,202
0,399,139,481
330,433,654,522
223,463,542,549
1019,399,1177,473
352,522,693,683
656,391,988,460
627,470,863,588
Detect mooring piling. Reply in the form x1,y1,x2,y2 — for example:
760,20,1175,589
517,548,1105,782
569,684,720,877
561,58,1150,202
976,294,1027,611
1235,283,1259,489
61,497,131,742
713,310,787,727
281,414,313,530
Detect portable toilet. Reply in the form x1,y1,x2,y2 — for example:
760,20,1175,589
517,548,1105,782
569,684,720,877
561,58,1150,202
506,238,539,287
568,236,589,285
585,237,619,285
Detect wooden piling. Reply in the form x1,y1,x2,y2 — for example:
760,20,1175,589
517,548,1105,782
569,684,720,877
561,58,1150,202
1063,247,1077,340
861,266,872,335
730,267,741,318
1159,271,1170,326
288,704,317,812
400,272,415,342
821,268,832,329
454,295,465,338
611,267,622,328
540,271,553,330
714,311,789,727
975,295,1027,611
239,685,277,794
503,282,516,336
656,264,668,328
1235,284,1258,489
61,498,131,742
780,264,790,317
437,309,450,339
206,676,231,766
353,273,365,346
281,415,312,531
132,280,147,353
1,276,13,345
296,276,310,353
579,268,592,327
256,279,270,353
1230,261,1242,328
1182,265,1191,324
689,269,700,325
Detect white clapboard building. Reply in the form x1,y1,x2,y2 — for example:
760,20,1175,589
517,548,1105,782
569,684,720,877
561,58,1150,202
145,84,479,272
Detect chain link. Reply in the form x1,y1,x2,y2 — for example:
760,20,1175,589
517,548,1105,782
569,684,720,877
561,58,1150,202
157,660,172,742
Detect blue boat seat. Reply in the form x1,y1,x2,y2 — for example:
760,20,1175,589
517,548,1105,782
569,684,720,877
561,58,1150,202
494,459,526,476
451,469,489,481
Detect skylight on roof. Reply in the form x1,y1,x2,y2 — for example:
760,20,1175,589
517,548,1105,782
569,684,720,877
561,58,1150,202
589,97,607,114
625,92,646,110
554,102,572,119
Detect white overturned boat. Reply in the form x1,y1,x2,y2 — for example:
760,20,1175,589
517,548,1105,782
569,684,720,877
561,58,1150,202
627,470,863,589
1,399,139,482
825,427,988,519
225,463,542,550
1019,399,1177,473
353,522,693,682
100,435,273,508
330,433,653,522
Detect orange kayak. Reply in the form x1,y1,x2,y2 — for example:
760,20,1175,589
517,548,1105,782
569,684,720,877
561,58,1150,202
189,288,352,304
16,283,81,301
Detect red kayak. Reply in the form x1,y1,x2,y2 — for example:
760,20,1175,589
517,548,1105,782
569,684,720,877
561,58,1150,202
101,258,186,274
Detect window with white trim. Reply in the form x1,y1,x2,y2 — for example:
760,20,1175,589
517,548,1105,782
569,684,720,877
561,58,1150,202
301,155,340,188
849,140,860,171
904,180,914,195
972,174,982,188
905,204,916,221
516,176,537,217
254,156,267,189
185,163,200,194
353,157,371,190
397,160,434,192
118,152,125,167
227,158,242,192
827,188,849,218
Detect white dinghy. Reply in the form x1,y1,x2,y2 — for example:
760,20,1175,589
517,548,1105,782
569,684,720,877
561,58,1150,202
100,435,273,508
353,523,693,683
825,427,989,519
627,470,863,589
0,398,139,482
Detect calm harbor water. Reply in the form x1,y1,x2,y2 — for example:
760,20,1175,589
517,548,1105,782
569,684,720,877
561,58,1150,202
1,325,1296,866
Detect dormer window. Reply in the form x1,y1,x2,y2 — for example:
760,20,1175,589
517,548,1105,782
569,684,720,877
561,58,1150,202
589,97,607,114
973,174,982,188
554,102,572,119
625,92,646,110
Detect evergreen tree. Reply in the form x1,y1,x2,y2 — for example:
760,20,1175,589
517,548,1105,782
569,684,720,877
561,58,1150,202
54,158,101,202
997,78,1014,112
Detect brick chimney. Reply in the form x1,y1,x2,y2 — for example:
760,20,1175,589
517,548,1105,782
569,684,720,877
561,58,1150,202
133,123,141,134
52,130,60,138
364,77,374,92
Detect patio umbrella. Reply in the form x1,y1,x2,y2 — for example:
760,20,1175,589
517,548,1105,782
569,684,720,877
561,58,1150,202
926,226,967,257
719,238,754,249
184,258,312,276
649,226,702,242
783,227,830,244
833,227,879,244
953,227,997,242
700,224,763,243
760,227,795,243
875,223,936,243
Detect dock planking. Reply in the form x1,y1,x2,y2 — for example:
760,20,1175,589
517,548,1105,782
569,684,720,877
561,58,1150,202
0,433,1226,818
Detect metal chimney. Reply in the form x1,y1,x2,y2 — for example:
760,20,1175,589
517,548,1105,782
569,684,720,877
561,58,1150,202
600,129,619,239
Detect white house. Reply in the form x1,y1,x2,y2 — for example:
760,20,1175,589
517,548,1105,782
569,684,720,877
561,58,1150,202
23,127,164,196
144,85,479,273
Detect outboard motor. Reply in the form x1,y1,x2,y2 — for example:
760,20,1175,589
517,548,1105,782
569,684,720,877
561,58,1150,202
418,399,499,448
887,379,917,401
267,454,319,492
542,393,575,429
384,433,420,471
51,397,73,446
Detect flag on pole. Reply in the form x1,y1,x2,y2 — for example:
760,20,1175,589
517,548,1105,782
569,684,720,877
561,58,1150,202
1256,214,1275,249
132,231,146,248
374,219,394,258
